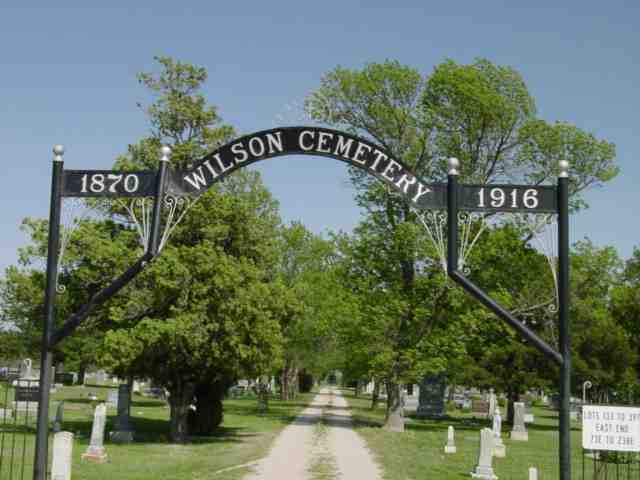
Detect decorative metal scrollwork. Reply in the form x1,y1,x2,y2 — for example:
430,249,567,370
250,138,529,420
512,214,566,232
158,194,199,252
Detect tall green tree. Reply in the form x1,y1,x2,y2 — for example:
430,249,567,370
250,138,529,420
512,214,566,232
275,222,352,400
96,56,288,441
306,58,618,431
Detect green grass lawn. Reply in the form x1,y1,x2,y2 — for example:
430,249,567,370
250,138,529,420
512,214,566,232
341,390,599,480
1,383,314,480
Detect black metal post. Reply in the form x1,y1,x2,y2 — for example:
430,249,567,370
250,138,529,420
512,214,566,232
33,145,65,480
147,146,171,256
447,161,459,274
558,166,571,480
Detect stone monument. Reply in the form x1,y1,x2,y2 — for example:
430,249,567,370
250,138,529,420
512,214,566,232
416,374,446,418
19,358,33,379
81,403,108,463
52,401,64,433
107,389,118,409
488,389,496,420
444,425,457,454
529,467,538,480
492,406,506,457
51,431,74,480
13,359,40,414
510,402,528,441
110,383,133,443
471,428,498,479
0,407,13,422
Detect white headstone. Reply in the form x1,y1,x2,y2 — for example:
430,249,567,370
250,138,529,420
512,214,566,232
51,431,74,480
0,408,13,422
528,467,538,480
81,403,108,463
20,358,33,379
444,425,457,453
471,428,497,479
96,370,107,384
488,389,496,420
132,380,141,394
107,389,118,409
511,402,528,441
492,407,506,457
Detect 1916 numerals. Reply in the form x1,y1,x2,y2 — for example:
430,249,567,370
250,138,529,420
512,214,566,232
80,173,140,194
477,187,539,209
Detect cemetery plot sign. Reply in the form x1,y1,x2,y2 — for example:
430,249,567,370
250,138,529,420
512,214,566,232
582,405,640,452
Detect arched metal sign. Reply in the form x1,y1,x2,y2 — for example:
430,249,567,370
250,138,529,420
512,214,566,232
35,127,569,479
61,127,556,213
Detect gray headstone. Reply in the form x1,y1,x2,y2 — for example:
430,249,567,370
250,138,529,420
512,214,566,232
82,403,108,463
471,428,497,479
111,384,133,443
472,399,490,418
52,401,64,433
51,431,74,480
511,402,528,441
416,374,446,418
444,425,457,453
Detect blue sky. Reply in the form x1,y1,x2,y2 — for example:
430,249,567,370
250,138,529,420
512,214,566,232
1,1,638,274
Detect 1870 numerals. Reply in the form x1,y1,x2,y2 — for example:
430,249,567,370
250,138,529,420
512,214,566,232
477,187,539,209
80,173,140,194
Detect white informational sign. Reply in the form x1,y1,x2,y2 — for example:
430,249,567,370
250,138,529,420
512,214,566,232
582,405,640,452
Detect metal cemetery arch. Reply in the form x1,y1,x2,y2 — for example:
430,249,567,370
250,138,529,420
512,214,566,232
35,127,570,479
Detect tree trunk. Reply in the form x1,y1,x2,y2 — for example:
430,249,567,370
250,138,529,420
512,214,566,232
191,381,225,435
280,362,296,400
168,381,195,443
370,381,380,410
507,390,518,424
383,381,404,432
281,362,298,400
256,375,270,413
77,364,87,385
290,366,299,400
355,381,362,397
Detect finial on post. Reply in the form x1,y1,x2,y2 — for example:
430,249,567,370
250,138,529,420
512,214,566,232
448,157,460,176
160,145,172,163
558,159,570,178
53,145,65,162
